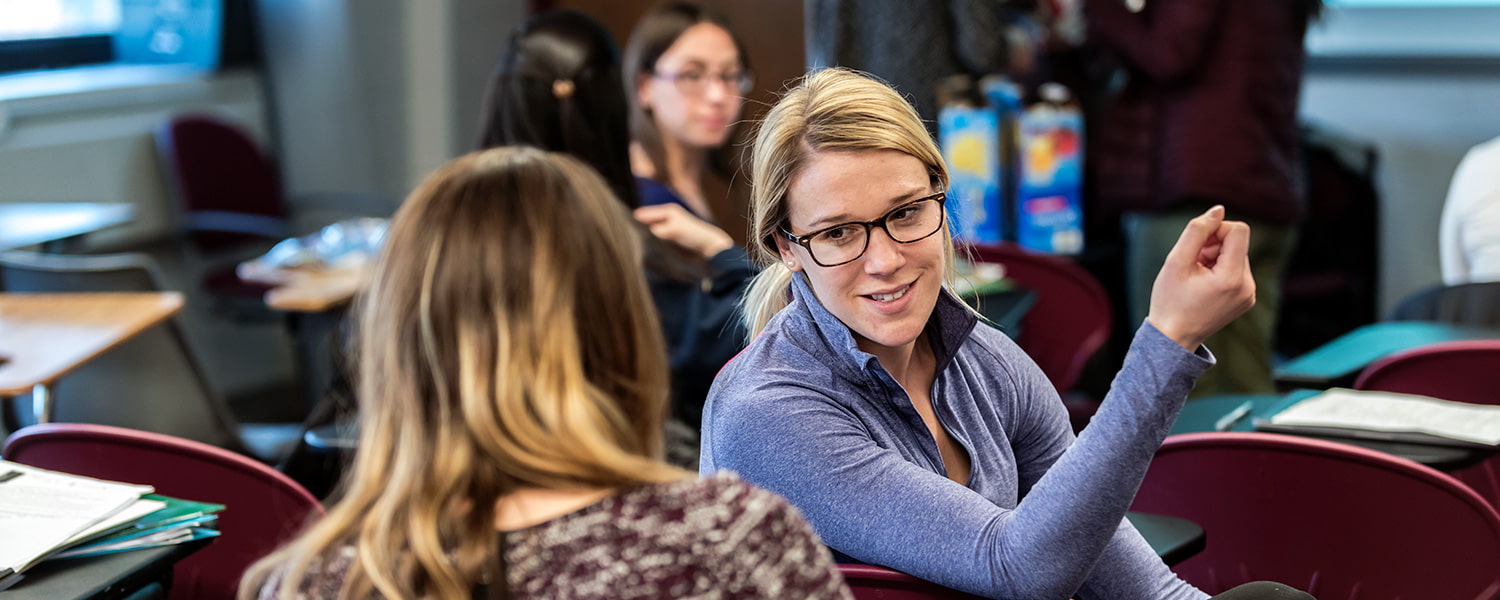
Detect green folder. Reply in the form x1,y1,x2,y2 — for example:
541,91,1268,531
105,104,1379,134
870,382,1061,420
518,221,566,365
45,495,224,561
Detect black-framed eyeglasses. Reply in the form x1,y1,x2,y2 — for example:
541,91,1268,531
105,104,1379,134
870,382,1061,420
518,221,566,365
653,68,754,96
782,192,947,267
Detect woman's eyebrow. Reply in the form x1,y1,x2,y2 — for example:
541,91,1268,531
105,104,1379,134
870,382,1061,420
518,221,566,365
802,188,931,231
666,58,708,70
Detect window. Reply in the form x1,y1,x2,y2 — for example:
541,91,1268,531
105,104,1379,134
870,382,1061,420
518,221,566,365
0,0,228,76
0,0,121,42
0,0,120,73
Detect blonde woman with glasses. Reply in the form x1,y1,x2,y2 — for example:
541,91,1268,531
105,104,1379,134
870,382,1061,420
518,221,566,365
700,68,1313,600
626,1,751,223
242,147,850,599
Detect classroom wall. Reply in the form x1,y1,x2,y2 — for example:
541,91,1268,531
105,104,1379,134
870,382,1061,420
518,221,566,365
1300,6,1500,314
0,67,266,249
0,65,283,399
256,0,524,213
0,1,522,403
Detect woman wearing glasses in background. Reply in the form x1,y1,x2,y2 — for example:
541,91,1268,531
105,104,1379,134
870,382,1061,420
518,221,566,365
700,68,1313,599
625,1,751,224
476,10,752,466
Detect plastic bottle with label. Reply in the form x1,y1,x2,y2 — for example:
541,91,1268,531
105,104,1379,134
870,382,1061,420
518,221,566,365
1014,82,1085,254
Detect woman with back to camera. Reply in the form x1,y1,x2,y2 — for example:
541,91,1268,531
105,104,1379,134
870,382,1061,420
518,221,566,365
625,1,751,223
476,10,752,464
699,68,1314,600
240,147,850,599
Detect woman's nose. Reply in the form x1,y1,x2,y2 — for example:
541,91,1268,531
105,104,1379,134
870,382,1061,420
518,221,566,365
703,80,730,103
862,227,906,274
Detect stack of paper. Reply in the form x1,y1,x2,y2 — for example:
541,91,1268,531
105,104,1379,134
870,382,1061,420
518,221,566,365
1258,388,1500,447
0,460,222,589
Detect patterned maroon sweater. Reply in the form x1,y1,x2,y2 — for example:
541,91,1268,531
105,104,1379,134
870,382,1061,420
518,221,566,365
258,474,852,599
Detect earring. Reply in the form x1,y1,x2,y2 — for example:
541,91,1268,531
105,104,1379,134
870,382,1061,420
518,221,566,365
785,261,794,268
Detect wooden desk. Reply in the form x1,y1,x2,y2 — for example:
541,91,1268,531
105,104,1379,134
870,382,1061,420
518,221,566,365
237,263,366,313
0,293,184,424
1173,391,1488,471
1273,321,1500,390
1,538,212,600
0,203,135,250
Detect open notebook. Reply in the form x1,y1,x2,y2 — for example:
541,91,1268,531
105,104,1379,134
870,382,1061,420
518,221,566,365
1256,388,1500,448
0,460,222,590
0,460,151,585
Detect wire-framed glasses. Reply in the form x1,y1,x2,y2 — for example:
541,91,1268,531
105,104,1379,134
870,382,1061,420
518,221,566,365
782,192,947,267
653,68,754,96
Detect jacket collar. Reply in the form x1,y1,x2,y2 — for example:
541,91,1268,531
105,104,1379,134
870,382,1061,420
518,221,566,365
784,272,978,382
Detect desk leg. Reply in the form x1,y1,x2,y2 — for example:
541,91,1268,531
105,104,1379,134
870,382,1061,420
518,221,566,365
31,383,53,424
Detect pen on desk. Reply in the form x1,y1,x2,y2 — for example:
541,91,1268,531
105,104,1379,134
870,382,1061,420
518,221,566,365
1214,401,1255,432
0,470,22,484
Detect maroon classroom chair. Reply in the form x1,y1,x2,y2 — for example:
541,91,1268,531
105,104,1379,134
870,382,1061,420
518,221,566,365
155,114,290,308
963,242,1111,431
837,563,988,600
155,114,290,250
1132,431,1500,598
1353,339,1500,407
1354,339,1500,508
3,423,324,600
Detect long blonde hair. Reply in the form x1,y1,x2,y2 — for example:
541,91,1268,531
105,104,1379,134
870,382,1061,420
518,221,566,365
742,68,957,338
242,147,684,599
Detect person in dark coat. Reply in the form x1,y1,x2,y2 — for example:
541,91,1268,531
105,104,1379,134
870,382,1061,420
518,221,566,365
1086,0,1323,395
804,0,1040,131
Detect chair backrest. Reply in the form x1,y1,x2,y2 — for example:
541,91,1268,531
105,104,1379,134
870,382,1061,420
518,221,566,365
1388,281,1500,328
963,242,1111,392
3,423,324,600
1132,432,1500,598
1354,339,1500,508
837,564,988,600
0,250,245,450
155,114,288,248
1354,339,1500,406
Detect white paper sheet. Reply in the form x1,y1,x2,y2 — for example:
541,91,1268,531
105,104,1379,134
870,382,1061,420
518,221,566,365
1268,388,1500,446
0,460,151,575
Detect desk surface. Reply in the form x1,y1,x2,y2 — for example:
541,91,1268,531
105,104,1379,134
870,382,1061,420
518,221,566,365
0,203,135,250
1126,511,1205,567
1173,390,1487,471
1273,321,1500,389
3,538,212,600
0,293,185,395
239,263,366,313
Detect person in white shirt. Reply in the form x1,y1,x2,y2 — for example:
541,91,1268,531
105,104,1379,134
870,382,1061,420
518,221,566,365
1440,135,1500,284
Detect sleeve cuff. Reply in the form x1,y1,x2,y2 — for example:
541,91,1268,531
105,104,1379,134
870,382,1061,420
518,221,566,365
1135,319,1216,372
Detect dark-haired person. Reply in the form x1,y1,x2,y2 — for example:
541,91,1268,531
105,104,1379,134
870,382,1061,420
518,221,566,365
625,1,751,222
476,10,752,464
1087,0,1324,396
